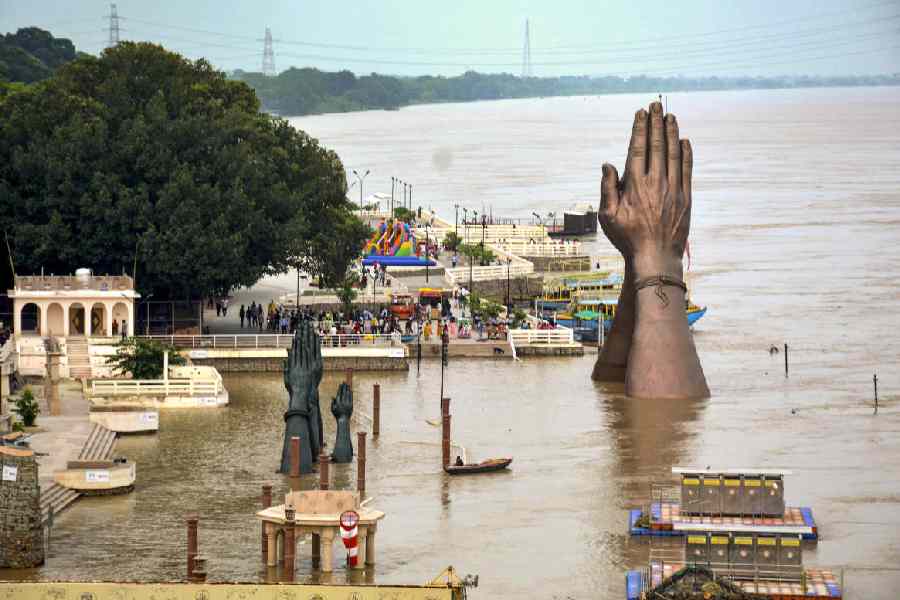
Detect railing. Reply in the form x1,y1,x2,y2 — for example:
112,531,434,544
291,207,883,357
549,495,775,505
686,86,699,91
508,328,575,346
444,261,534,285
90,378,220,397
139,333,401,349
415,225,548,244
494,241,584,257
14,274,134,292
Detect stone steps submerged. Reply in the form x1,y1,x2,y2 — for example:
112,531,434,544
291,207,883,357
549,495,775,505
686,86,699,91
42,423,118,525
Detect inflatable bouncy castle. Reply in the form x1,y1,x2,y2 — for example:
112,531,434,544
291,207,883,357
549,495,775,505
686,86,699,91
362,219,436,267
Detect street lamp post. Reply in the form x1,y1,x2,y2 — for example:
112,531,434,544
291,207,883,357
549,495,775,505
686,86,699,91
506,258,512,316
145,293,154,335
480,215,486,266
454,204,459,236
352,169,370,215
424,223,430,284
391,176,395,215
403,182,407,212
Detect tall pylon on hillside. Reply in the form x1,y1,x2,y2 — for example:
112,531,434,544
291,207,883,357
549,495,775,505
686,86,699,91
521,19,532,78
106,3,121,48
261,27,276,76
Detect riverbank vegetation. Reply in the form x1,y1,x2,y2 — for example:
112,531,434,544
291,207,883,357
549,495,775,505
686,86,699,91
0,39,368,299
234,67,900,117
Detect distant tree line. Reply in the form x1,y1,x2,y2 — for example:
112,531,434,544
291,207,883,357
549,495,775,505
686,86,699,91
0,27,84,85
234,67,900,117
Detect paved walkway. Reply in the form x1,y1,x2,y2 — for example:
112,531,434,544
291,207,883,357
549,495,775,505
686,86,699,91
27,380,92,486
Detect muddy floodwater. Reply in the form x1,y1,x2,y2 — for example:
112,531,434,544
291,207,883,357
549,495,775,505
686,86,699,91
13,87,900,598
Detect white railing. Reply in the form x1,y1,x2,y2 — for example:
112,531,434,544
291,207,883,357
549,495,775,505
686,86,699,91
495,240,584,257
508,328,575,346
139,333,401,349
445,261,534,285
90,378,220,397
415,225,548,244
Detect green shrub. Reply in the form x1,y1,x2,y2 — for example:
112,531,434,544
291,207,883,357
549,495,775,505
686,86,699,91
393,206,415,222
458,243,495,266
106,337,186,380
443,231,461,252
14,387,40,427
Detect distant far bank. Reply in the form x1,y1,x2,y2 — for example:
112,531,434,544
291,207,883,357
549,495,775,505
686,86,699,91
232,67,900,117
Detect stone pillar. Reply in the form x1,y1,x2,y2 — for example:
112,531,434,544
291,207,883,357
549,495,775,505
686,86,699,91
365,523,376,566
441,398,451,468
357,431,367,498
13,303,22,336
260,484,272,561
372,383,381,436
45,352,62,416
321,528,335,573
186,515,198,580
318,450,330,491
283,522,295,582
62,304,69,337
128,302,135,336
0,448,44,568
85,306,92,337
106,302,114,338
39,302,48,337
265,523,277,567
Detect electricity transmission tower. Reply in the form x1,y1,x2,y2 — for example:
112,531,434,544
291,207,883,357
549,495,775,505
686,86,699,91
521,19,532,78
105,3,121,48
261,27,276,76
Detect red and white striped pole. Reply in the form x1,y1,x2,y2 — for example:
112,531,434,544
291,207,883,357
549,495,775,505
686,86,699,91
339,510,360,568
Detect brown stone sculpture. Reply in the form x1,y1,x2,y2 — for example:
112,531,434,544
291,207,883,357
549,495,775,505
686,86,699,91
592,101,710,399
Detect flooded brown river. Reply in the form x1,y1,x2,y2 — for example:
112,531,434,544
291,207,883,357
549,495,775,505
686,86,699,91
13,88,900,598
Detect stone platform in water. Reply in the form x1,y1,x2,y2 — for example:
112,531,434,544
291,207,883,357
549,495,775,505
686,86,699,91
628,503,818,540
626,563,842,600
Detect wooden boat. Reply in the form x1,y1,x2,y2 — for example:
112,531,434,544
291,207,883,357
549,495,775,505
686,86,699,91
444,457,512,475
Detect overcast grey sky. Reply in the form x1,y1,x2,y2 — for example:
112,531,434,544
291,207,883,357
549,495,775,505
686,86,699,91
3,0,899,77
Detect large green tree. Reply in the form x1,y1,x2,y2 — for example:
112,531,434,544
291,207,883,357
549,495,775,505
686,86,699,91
0,42,366,298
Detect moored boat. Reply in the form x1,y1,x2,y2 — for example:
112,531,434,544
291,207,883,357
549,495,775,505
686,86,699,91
444,457,512,475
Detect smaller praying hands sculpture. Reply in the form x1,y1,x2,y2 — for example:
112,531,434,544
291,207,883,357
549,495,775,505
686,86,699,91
330,382,354,463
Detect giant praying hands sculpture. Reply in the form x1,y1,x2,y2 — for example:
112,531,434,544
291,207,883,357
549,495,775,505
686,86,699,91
280,322,325,474
592,101,710,399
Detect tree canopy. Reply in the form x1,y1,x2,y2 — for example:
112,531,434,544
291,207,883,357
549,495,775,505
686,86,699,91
0,27,78,84
0,42,367,298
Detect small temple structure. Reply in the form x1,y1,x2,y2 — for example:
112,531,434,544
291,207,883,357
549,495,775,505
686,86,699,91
9,271,139,338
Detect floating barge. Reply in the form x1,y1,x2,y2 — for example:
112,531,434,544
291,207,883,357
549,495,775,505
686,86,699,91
628,504,818,540
626,563,842,600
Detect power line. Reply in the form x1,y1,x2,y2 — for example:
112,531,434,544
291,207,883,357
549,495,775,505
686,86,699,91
270,27,900,70
111,0,899,56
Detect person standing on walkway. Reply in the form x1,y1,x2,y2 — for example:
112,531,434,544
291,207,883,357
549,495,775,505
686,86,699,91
239,305,246,328
216,299,222,317
222,297,229,317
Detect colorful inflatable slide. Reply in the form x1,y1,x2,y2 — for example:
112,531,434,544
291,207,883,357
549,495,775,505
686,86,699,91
362,219,436,267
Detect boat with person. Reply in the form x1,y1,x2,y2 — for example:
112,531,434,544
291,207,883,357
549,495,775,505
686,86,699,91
444,457,513,475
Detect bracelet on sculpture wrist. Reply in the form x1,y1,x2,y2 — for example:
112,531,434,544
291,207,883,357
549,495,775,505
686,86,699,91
634,274,687,308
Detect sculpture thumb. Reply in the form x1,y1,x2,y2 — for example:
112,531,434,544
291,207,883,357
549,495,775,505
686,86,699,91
601,163,620,212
